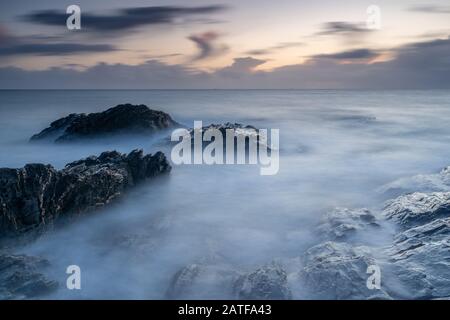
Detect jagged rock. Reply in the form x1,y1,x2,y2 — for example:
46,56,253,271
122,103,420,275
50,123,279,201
383,217,450,299
0,253,58,299
317,207,380,241
170,122,271,150
233,262,292,300
166,263,238,299
30,104,179,142
377,167,450,197
383,192,450,228
299,241,391,300
0,149,171,236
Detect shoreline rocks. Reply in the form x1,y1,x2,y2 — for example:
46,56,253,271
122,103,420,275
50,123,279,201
0,149,171,237
0,253,58,299
30,104,180,142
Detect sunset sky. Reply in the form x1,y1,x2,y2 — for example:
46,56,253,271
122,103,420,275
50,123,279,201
0,0,449,88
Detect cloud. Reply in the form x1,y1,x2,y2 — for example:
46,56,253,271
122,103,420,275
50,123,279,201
0,36,449,89
316,21,370,35
409,5,450,14
188,31,228,60
313,49,380,60
0,43,116,56
245,41,304,56
22,5,228,33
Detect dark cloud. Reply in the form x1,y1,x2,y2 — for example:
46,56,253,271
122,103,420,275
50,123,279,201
316,21,370,35
245,41,304,55
188,31,228,60
1,36,449,89
22,5,228,33
409,5,450,14
0,43,116,56
313,49,380,60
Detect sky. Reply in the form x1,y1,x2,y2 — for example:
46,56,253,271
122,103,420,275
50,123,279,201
0,0,449,89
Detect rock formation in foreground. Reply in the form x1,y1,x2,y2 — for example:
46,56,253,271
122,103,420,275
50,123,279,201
0,149,171,237
30,104,179,142
0,253,58,300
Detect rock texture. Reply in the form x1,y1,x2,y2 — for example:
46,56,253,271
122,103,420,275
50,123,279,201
317,207,380,241
383,192,450,228
299,241,391,300
233,262,292,300
30,104,179,142
0,149,171,236
384,217,450,299
0,253,58,299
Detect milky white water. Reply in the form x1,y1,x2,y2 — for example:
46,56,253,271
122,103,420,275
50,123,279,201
1,89,449,298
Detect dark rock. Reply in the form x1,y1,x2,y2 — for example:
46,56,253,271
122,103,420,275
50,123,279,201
383,192,450,229
0,149,171,237
233,262,292,300
0,253,58,299
30,104,179,142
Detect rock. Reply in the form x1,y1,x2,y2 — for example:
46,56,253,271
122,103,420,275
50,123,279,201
383,217,450,299
299,241,391,300
0,253,58,299
233,262,292,300
30,104,179,142
169,122,270,148
377,167,450,197
166,263,238,299
0,149,171,237
383,192,450,228
317,207,380,241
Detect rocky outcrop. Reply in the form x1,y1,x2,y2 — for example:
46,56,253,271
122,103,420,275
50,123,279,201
30,104,179,142
383,217,450,299
317,207,380,241
0,149,171,237
383,192,450,228
298,241,391,300
0,253,58,299
233,262,292,300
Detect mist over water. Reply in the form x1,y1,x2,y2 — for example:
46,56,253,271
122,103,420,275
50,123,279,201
1,89,450,299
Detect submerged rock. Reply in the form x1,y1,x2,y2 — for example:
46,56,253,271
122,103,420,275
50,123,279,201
166,263,238,299
377,166,450,197
233,262,292,300
0,149,171,237
299,241,391,300
383,192,450,228
317,207,380,241
30,104,179,142
0,253,58,299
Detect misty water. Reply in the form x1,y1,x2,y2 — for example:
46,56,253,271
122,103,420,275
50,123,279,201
1,89,450,299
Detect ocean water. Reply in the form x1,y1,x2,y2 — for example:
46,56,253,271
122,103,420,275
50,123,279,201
1,89,450,299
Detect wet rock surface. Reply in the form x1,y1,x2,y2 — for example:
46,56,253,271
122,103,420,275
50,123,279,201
383,192,450,228
30,104,179,142
298,241,391,300
0,149,171,237
233,262,292,300
317,207,380,241
0,253,58,299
